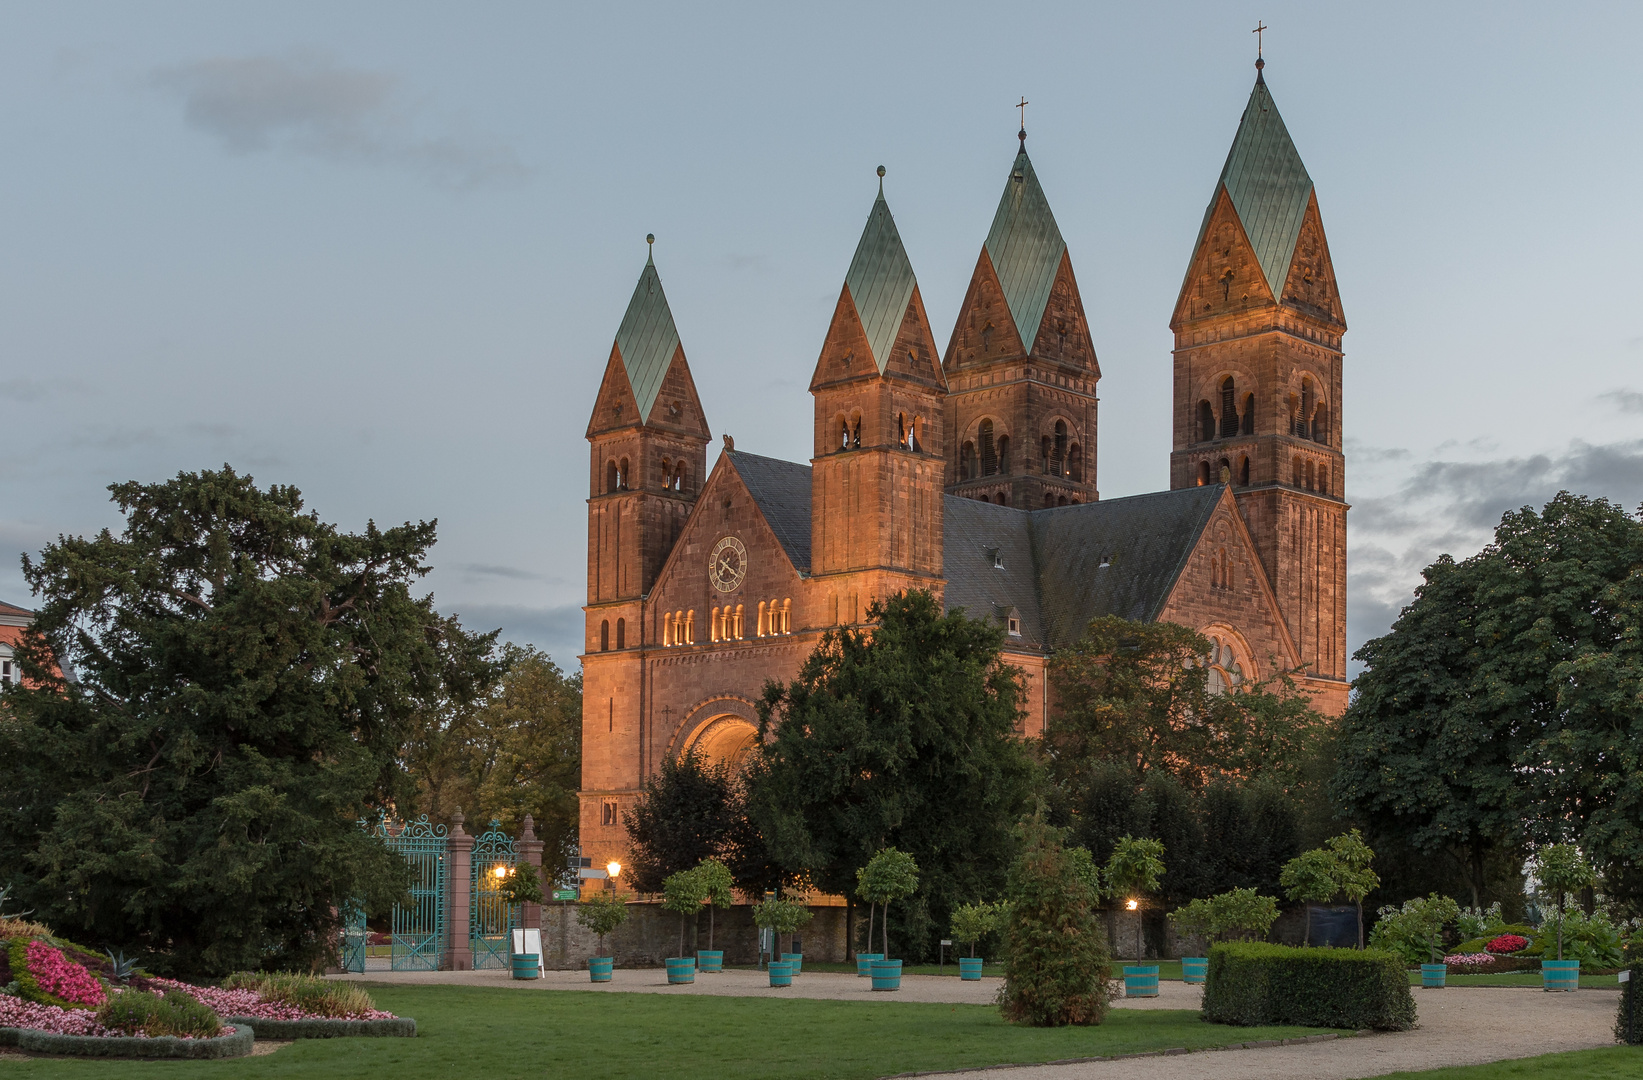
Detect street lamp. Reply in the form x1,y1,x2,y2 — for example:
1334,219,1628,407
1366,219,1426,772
494,864,509,880
606,860,621,893
1126,899,1139,911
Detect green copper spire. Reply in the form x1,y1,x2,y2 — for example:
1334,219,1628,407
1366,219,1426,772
984,147,1067,354
613,235,681,421
1194,68,1314,300
844,168,918,374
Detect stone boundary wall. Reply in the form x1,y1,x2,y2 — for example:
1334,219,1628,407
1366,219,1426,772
539,902,847,969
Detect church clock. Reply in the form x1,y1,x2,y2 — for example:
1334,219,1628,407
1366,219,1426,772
709,536,748,593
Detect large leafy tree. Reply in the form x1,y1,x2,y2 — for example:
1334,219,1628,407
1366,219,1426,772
0,467,497,975
1332,492,1643,906
622,748,784,895
1047,616,1327,802
402,643,581,867
749,591,1037,959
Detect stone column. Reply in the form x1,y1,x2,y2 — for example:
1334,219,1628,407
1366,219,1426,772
518,813,545,931
446,809,474,971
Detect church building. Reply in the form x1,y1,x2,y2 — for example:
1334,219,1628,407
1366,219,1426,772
578,62,1348,872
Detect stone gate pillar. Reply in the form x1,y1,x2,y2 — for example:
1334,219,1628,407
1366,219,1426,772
446,809,474,971
518,813,545,931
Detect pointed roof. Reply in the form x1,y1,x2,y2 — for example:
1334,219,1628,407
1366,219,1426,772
843,181,918,374
726,451,813,573
983,148,1068,353
612,248,682,421
1192,69,1314,300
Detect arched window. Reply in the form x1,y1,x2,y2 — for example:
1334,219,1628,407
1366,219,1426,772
616,618,625,649
676,463,687,492
733,604,744,640
1217,457,1231,484
1052,421,1068,476
1306,461,1316,491
757,600,767,637
1067,444,1082,483
1241,393,1255,436
839,417,850,451
850,413,862,449
997,434,1010,474
911,416,922,453
1198,400,1215,443
618,457,630,490
659,458,671,489
1043,492,1054,507
600,620,610,652
1057,496,1069,506
981,321,994,352
1219,377,1238,438
960,441,976,481
1312,406,1329,446
1040,435,1052,474
980,419,997,476
1239,455,1250,486
710,606,720,642
605,460,619,493
685,610,695,645
1292,455,1303,487
898,412,907,448
779,599,792,634
1296,379,1315,438
1319,465,1330,496
1198,461,1211,487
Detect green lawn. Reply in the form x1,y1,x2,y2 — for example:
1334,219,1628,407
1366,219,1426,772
4,984,1334,1079
1382,1046,1643,1077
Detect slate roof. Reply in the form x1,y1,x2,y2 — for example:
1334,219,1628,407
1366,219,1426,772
844,185,919,374
613,250,682,422
941,497,1045,646
1192,71,1314,300
984,149,1068,353
726,451,813,573
1028,486,1225,647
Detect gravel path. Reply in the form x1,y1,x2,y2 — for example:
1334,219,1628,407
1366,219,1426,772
333,969,1621,1076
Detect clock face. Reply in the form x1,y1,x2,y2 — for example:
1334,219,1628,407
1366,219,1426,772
709,536,748,593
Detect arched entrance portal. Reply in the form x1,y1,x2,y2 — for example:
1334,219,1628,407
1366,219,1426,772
687,714,760,770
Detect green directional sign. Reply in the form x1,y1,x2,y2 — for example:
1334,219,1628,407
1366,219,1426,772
553,889,579,901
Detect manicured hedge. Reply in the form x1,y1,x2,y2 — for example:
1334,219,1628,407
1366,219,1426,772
222,1015,416,1039
1618,952,1641,1045
0,1022,253,1059
1201,943,1415,1032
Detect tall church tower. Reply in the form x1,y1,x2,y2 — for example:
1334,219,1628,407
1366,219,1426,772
1170,60,1348,704
584,240,711,640
809,171,947,624
943,134,1100,508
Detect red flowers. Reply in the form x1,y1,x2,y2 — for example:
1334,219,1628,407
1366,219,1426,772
24,941,107,1008
1485,933,1529,954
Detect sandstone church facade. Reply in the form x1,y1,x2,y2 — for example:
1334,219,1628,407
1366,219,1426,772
578,64,1348,872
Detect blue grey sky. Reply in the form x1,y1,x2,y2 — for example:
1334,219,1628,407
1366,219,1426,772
3,2,1641,675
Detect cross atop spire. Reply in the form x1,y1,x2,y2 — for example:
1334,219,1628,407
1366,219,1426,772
1253,20,1267,77
1016,96,1029,148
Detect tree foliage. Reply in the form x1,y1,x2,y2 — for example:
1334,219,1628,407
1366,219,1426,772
1536,843,1596,961
0,467,496,976
575,890,629,955
998,814,1112,1027
622,748,773,895
1332,492,1643,907
1168,887,1280,944
750,591,1036,959
856,847,920,959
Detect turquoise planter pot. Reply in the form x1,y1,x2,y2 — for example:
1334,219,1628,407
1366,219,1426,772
1123,965,1160,998
1543,959,1580,992
1421,963,1448,988
588,956,614,983
781,952,803,975
871,959,903,992
768,960,793,987
665,957,696,984
958,957,984,981
510,953,540,980
696,950,724,973
1182,957,1208,985
855,953,883,977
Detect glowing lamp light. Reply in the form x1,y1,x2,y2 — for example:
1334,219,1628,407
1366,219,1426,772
1126,899,1139,911
493,864,509,879
606,861,623,879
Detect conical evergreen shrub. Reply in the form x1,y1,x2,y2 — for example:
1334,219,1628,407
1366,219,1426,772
998,814,1113,1026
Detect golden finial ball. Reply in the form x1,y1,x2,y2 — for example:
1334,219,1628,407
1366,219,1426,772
646,233,655,245
877,165,886,178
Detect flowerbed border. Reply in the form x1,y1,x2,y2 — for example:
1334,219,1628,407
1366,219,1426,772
0,1022,253,1059
221,1014,416,1039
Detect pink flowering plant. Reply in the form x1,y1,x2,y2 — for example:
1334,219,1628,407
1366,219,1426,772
1442,952,1497,972
9,939,107,1009
0,994,121,1038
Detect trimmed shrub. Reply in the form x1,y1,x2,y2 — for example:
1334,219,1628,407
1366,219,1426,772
96,990,222,1039
0,1022,252,1059
1201,942,1415,1031
998,816,1112,1027
222,1015,416,1039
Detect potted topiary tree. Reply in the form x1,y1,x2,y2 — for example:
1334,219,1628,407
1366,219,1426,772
1167,886,1280,984
576,889,630,983
1537,843,1596,992
949,901,1004,981
856,848,920,991
1280,847,1339,947
1370,893,1460,987
1326,830,1381,950
694,858,734,973
753,896,812,986
661,867,709,985
1105,835,1164,997
499,864,545,979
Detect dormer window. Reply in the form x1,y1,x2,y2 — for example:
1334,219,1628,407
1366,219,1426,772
1098,554,1113,569
1007,617,1021,636
989,548,1005,570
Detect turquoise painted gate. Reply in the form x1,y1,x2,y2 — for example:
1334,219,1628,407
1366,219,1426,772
380,816,449,971
470,820,519,970
339,902,368,973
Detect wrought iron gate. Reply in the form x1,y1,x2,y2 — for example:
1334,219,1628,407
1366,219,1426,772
469,820,519,970
339,902,368,973
381,816,449,971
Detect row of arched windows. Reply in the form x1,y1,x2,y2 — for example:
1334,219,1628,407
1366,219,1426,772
604,456,692,495
1293,456,1332,495
598,618,627,652
711,605,744,642
759,599,793,636
663,610,695,646
1196,456,1251,487
959,419,1082,483
1291,377,1330,445
1197,377,1256,442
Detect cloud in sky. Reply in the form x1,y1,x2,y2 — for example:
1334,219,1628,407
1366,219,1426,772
1347,436,1643,668
448,602,584,668
152,52,527,189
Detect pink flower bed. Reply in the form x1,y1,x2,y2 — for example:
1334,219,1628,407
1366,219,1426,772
1443,952,1497,971
25,941,106,1008
1486,933,1529,954
151,979,395,1021
0,994,119,1037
